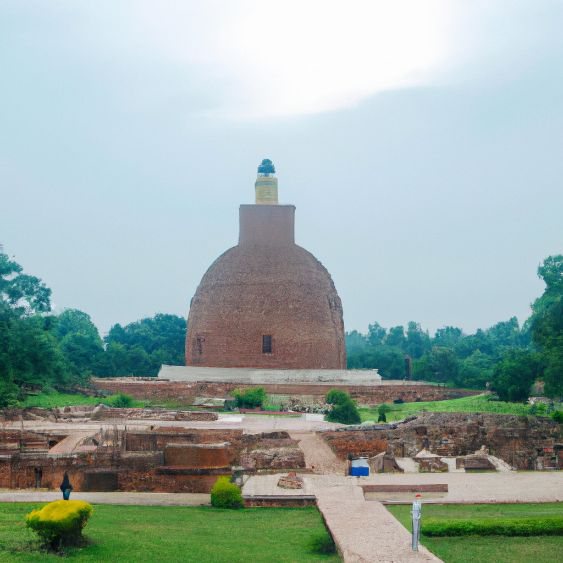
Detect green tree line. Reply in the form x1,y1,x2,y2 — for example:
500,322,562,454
346,255,562,400
0,250,185,406
1,248,561,406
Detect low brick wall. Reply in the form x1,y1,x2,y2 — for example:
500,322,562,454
92,407,217,421
362,484,448,493
243,495,317,507
91,377,478,406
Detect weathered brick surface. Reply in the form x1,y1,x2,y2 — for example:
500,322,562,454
163,444,234,468
322,433,389,459
244,496,316,507
91,377,478,407
125,429,243,451
321,413,562,469
0,427,303,492
185,204,346,369
91,407,217,421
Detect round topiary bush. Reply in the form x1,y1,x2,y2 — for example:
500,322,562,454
210,477,244,509
325,389,361,424
26,500,93,550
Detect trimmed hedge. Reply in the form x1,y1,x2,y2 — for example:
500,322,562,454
26,500,93,549
422,516,563,537
210,477,244,509
233,387,266,409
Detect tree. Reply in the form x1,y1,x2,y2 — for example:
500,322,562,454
0,251,71,398
434,326,463,349
542,338,563,399
405,321,431,359
102,313,186,376
384,326,406,349
0,252,51,316
55,309,104,376
56,309,100,341
457,350,494,389
529,255,563,399
490,349,543,402
486,317,523,348
367,322,386,346
414,347,459,384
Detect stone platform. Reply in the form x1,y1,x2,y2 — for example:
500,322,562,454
158,365,381,384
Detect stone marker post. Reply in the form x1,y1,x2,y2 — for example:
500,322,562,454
411,494,422,551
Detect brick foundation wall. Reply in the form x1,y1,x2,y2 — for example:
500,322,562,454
321,413,562,469
91,377,478,407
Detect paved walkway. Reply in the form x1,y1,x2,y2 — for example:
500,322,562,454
243,471,563,503
0,490,210,506
315,483,440,562
3,414,341,434
48,431,95,454
290,431,347,474
243,471,563,562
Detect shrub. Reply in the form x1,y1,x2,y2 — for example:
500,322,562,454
107,393,134,408
26,500,93,549
422,516,563,537
326,391,361,425
552,410,563,423
210,477,244,509
377,403,391,422
233,387,266,409
326,389,349,405
307,531,336,554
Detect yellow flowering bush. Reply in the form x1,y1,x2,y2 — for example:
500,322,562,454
26,500,93,549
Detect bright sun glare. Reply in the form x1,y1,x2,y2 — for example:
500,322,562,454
129,0,453,119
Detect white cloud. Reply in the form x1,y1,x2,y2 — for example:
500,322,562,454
77,0,454,118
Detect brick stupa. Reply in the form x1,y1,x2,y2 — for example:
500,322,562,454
185,159,346,369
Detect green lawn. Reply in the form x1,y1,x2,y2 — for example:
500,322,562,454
22,392,150,409
0,503,339,562
386,503,563,563
358,394,550,422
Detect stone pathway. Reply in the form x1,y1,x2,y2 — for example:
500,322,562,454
48,431,95,455
244,471,563,562
0,490,210,506
314,483,440,562
290,431,347,474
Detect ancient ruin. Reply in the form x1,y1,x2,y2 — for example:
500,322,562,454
185,159,346,369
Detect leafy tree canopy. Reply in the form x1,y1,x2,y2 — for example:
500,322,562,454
0,251,51,316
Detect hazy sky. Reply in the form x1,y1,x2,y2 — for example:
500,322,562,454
1,1,562,336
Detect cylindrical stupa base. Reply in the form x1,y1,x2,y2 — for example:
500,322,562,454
255,176,278,204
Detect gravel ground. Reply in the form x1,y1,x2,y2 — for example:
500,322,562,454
290,431,347,474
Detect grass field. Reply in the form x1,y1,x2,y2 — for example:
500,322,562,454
386,503,563,563
22,392,150,409
0,503,338,562
358,394,549,422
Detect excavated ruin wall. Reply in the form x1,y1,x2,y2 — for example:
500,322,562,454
0,429,302,492
91,378,477,406
164,444,234,468
321,413,562,469
125,429,244,451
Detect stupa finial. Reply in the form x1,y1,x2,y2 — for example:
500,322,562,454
255,158,278,204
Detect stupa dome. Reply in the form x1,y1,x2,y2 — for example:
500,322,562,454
185,161,346,369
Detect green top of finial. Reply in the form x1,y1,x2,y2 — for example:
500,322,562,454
257,158,275,175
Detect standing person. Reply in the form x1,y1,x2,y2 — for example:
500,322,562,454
60,472,73,500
